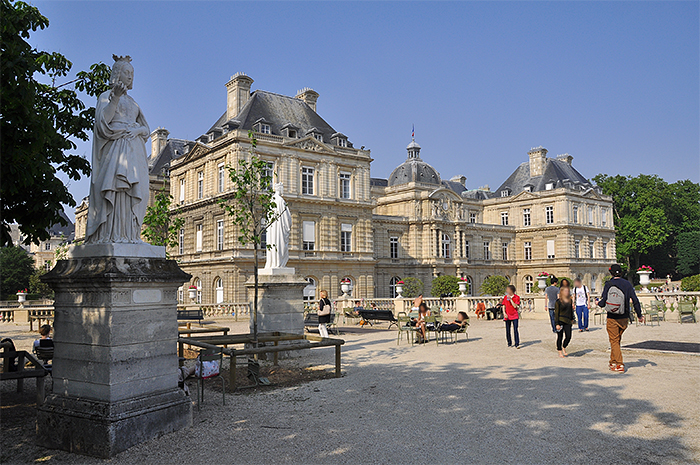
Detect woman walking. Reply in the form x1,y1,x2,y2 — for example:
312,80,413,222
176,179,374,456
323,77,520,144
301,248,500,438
318,290,332,338
554,287,575,357
502,285,521,349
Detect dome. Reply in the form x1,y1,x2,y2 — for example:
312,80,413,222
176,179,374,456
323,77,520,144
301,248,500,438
388,158,441,186
407,139,421,150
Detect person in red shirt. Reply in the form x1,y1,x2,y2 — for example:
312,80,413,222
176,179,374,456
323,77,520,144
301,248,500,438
502,285,521,349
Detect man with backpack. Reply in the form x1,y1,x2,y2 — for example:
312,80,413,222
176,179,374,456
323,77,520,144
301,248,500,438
597,264,644,373
573,278,590,332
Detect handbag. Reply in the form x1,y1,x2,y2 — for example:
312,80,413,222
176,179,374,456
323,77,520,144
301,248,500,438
318,298,331,316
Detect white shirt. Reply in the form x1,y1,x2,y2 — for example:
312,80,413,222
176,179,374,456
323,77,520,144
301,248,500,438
574,286,589,306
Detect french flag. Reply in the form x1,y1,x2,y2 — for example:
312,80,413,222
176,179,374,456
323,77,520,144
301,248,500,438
412,124,414,138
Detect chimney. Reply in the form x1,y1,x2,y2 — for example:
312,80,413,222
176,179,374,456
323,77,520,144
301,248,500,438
226,72,254,121
528,146,548,177
295,87,319,112
450,175,467,187
556,153,574,166
150,127,169,159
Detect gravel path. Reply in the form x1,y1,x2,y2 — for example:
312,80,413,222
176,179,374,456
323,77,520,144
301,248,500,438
2,316,699,464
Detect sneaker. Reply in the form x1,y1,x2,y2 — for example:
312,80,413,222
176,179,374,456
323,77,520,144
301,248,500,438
515,346,520,349
613,364,625,373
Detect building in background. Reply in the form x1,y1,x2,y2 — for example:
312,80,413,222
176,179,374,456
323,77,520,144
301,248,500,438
12,210,75,270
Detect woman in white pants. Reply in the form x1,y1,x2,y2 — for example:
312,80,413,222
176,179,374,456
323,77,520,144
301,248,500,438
318,290,331,338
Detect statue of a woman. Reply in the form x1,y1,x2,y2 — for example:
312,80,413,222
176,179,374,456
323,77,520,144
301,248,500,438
263,183,291,270
85,55,150,243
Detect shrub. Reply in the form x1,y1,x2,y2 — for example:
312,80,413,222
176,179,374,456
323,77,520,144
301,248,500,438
401,277,424,298
681,274,700,292
480,275,510,296
430,276,460,297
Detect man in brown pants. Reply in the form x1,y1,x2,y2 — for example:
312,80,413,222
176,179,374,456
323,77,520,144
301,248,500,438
596,264,643,373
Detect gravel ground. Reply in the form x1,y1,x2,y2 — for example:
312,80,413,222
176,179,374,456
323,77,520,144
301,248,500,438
1,316,699,464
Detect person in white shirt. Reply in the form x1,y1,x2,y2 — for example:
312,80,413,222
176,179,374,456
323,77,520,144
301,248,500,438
573,278,590,332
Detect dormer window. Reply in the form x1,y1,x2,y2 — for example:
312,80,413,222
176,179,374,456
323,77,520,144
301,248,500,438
331,132,349,148
289,130,297,138
280,123,298,139
523,185,532,192
253,118,271,135
314,133,323,142
260,124,271,134
306,127,323,142
501,188,511,197
338,138,347,147
545,182,554,191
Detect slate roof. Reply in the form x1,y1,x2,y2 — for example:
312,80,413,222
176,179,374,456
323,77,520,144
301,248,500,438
389,158,442,186
495,157,593,196
47,210,74,239
370,178,388,187
205,90,344,145
462,189,495,200
441,180,467,194
149,139,192,175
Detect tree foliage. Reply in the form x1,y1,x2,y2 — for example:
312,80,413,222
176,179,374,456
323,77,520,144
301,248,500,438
480,275,510,296
142,187,185,254
676,231,700,276
681,274,700,292
430,275,460,297
593,174,700,279
0,0,111,246
0,245,35,299
29,268,53,299
400,277,423,298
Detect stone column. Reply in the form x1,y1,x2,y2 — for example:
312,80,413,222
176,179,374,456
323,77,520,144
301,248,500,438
247,270,307,336
36,244,192,458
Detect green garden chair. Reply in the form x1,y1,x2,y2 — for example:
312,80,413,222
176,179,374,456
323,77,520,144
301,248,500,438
643,303,661,327
396,312,414,346
651,300,666,321
678,301,697,324
425,315,441,346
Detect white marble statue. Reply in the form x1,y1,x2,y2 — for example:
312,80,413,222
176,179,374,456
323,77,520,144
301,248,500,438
263,182,291,270
85,55,150,244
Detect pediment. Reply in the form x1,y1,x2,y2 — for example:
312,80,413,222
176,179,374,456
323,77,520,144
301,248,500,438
283,136,333,153
510,190,539,201
428,187,462,201
180,142,211,163
580,188,603,200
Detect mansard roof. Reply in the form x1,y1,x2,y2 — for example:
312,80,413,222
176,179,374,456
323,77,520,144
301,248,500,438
206,90,345,145
149,139,192,175
47,209,75,238
495,157,593,196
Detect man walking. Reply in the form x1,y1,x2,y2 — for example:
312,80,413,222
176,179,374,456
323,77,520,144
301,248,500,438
544,276,559,333
573,278,590,332
597,264,643,373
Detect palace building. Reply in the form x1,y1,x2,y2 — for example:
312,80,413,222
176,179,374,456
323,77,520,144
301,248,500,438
74,73,615,303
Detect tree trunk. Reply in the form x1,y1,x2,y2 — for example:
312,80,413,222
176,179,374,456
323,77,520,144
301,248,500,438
253,240,259,348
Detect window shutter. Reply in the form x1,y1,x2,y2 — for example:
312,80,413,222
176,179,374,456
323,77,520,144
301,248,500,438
303,221,315,242
547,240,555,257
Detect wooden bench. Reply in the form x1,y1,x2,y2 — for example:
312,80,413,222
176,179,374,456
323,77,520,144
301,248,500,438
1,345,47,405
177,309,204,328
357,309,398,329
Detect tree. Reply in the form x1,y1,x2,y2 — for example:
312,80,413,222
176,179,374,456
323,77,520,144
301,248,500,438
142,187,185,256
401,277,423,298
218,132,283,344
681,274,700,292
1,0,111,246
29,268,54,299
480,275,510,296
676,231,700,277
0,246,35,299
431,275,460,297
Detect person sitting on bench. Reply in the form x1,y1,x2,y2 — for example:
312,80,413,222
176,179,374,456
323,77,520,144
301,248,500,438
440,312,469,331
33,325,53,349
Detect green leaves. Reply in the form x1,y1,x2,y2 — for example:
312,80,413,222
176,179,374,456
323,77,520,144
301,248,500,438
0,245,35,299
0,0,110,246
480,275,510,296
431,275,461,297
143,187,185,255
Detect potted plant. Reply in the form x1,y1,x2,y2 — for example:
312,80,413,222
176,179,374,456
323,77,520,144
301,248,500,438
395,280,405,298
537,272,549,290
458,277,469,297
637,265,653,292
188,285,198,301
340,279,351,297
16,288,28,303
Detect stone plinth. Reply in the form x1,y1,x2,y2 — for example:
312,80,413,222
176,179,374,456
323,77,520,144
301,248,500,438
246,273,307,336
36,251,192,458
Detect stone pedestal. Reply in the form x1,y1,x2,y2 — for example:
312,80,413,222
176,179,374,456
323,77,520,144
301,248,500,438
37,244,192,458
246,272,307,336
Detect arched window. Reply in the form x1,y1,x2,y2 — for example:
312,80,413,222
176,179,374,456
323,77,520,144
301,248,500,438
524,275,534,294
303,277,317,302
194,278,202,304
389,276,402,298
466,276,474,296
442,233,451,259
214,277,224,304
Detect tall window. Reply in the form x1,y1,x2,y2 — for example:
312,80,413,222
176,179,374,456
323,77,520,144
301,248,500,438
442,233,451,259
44,242,51,251
588,206,594,225
179,228,185,254
44,260,52,271
216,219,224,251
215,277,224,304
179,179,185,204
196,224,203,252
303,277,316,302
302,167,314,195
389,276,402,298
524,241,532,260
340,223,352,252
302,221,315,253
483,241,491,260
465,240,470,259
501,212,509,226
339,172,351,199
469,213,476,223
194,278,202,304
547,239,555,259
263,162,274,187
574,240,580,258
572,205,578,224
603,241,608,259
546,206,554,224
502,241,508,260
218,163,225,193
523,208,531,227
589,240,595,258
466,276,474,296
524,275,534,294
197,171,203,199
390,236,399,259
602,209,608,226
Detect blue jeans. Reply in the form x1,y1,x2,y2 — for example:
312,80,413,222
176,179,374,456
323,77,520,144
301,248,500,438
576,305,589,330
505,319,520,347
548,308,556,332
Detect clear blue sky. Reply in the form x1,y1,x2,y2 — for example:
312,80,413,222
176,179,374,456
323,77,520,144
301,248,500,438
30,1,699,220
